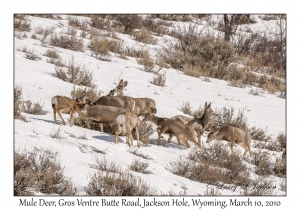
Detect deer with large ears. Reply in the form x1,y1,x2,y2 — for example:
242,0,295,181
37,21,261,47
101,79,156,116
206,126,252,157
113,79,128,96
114,110,141,147
169,102,216,146
51,91,88,127
142,108,201,148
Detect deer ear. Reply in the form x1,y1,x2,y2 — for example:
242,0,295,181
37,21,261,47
204,102,207,108
119,79,123,85
207,102,211,109
212,127,219,134
123,81,128,87
150,108,157,114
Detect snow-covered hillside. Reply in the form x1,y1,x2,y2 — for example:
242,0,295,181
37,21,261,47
14,15,286,196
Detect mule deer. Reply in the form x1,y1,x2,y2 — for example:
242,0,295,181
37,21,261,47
170,102,216,146
51,91,88,127
114,111,141,147
142,108,201,148
113,79,156,116
78,105,127,132
206,126,252,157
113,79,128,96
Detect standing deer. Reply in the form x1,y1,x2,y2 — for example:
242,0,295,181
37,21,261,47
51,91,88,127
114,110,141,147
169,102,216,146
113,79,156,116
206,126,252,157
113,79,128,96
78,105,127,132
142,108,201,148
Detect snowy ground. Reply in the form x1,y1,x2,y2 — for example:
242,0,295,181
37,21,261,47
14,15,286,196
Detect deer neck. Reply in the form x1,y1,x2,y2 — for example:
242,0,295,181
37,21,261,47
147,115,161,125
201,111,212,129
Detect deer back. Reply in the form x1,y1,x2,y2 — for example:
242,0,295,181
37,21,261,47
94,95,135,111
85,105,127,124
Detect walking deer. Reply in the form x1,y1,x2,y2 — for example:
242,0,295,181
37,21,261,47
206,126,252,157
169,102,216,146
114,110,141,147
142,108,201,148
51,91,88,127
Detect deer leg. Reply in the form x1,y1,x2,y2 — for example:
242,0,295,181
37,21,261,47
176,137,182,146
230,140,235,154
168,133,173,143
53,109,58,124
57,111,66,125
196,130,202,148
114,125,122,144
158,126,168,141
182,137,191,148
126,132,131,147
99,123,104,132
134,126,140,148
237,142,248,157
70,110,74,127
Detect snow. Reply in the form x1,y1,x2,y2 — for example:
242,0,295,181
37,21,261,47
13,13,287,200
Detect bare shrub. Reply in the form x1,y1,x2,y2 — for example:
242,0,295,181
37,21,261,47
66,27,78,36
124,47,145,58
14,148,77,196
50,126,63,139
137,51,155,72
14,15,31,32
44,49,60,59
50,32,84,52
132,121,155,146
14,85,23,119
132,27,157,45
276,131,286,151
249,88,264,96
248,126,272,142
111,14,143,34
273,157,286,178
67,15,82,28
227,79,245,88
70,86,101,104
171,144,250,186
93,157,120,173
55,56,94,87
142,16,169,36
160,26,237,79
151,73,166,86
128,148,151,160
251,151,273,176
89,37,124,59
130,159,149,174
91,15,111,31
87,158,157,196
77,132,87,140
24,48,39,60
179,101,192,115
209,107,248,131
20,99,44,115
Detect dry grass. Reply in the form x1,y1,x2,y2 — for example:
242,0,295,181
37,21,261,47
14,148,77,196
54,56,94,87
130,159,149,174
151,73,166,86
171,144,250,186
128,148,151,160
14,15,31,32
179,101,192,115
50,32,84,52
137,51,155,72
87,157,157,196
20,99,44,115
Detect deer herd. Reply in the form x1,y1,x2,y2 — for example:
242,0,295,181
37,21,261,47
51,79,252,158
